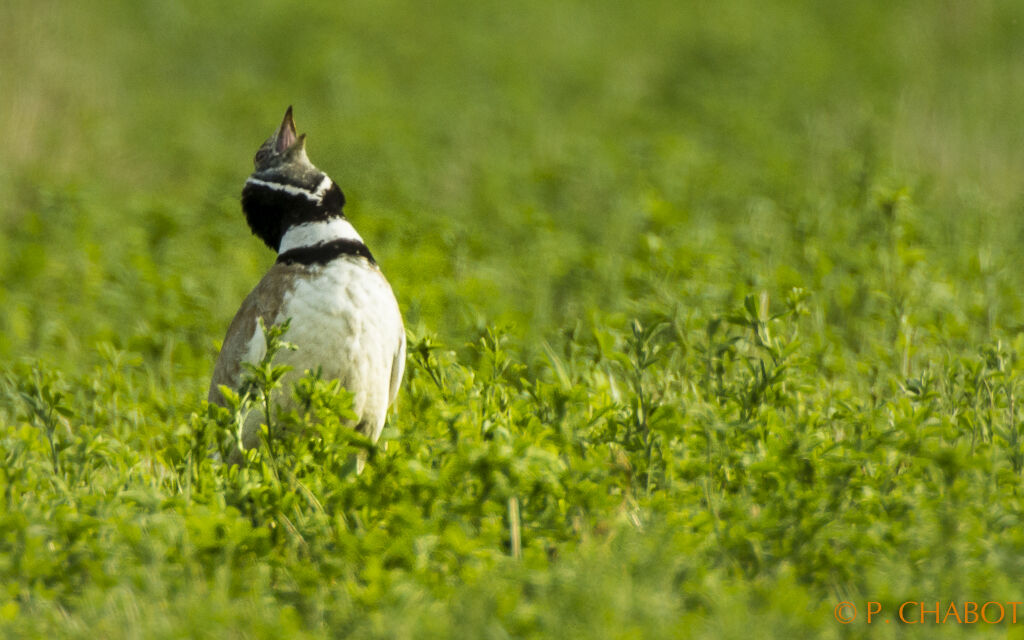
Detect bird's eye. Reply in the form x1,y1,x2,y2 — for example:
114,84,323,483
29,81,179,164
254,148,271,165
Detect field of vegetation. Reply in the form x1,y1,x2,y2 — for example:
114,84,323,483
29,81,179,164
3,1,1024,637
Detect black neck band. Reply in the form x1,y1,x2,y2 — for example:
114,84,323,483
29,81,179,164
241,179,347,252
276,238,376,266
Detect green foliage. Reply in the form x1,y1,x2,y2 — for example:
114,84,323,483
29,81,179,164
3,0,1024,637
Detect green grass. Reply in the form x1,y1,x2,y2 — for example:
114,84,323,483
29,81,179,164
3,1,1024,637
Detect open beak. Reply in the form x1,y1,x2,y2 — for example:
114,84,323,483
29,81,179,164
274,106,298,153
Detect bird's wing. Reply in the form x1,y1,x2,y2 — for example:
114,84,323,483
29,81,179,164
388,327,407,409
207,263,301,405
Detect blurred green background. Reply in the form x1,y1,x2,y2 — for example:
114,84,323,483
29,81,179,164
3,0,1023,384
4,2,1024,637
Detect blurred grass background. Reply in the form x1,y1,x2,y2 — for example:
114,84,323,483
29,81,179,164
3,3,1024,637
3,0,1023,385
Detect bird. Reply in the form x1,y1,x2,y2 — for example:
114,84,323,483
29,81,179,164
208,106,405,465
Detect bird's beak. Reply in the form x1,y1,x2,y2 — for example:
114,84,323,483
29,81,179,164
274,106,298,153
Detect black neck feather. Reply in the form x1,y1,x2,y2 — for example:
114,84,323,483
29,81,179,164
276,238,376,266
240,181,347,251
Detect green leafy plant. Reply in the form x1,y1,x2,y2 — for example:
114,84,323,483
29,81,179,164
4,2,1024,637
10,365,74,474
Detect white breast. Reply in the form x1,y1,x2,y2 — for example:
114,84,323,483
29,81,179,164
246,258,404,443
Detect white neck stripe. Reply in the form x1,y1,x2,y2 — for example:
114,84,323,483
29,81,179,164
245,176,320,203
278,218,364,254
312,174,334,200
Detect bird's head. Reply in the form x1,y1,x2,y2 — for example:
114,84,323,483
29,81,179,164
241,107,346,251
251,106,319,185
